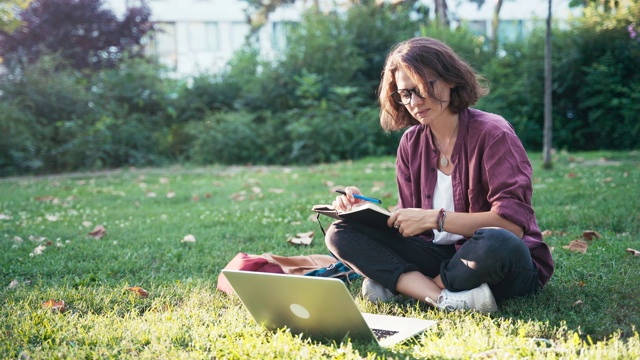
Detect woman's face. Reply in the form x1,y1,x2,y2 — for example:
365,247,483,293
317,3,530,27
395,67,453,126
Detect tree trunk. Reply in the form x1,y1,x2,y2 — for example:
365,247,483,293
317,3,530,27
490,0,503,54
543,0,553,169
435,0,449,27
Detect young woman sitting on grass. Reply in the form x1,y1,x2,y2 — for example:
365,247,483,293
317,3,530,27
325,37,554,312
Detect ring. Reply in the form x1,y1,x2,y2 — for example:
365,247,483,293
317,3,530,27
394,224,400,229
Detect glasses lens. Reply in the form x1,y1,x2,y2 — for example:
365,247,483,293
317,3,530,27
391,91,403,104
400,90,412,104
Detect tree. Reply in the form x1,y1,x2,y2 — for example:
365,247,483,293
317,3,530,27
0,0,154,71
543,0,553,169
0,0,31,32
435,0,449,27
491,0,504,53
241,0,297,35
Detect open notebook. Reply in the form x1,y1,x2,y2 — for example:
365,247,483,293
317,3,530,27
222,270,436,347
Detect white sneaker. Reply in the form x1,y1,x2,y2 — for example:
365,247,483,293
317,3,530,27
361,278,395,303
435,283,498,313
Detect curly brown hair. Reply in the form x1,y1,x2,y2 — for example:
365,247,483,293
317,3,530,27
378,37,489,131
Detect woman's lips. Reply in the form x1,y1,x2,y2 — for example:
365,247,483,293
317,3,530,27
415,109,430,118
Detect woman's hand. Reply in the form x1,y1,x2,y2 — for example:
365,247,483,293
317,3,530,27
332,186,363,212
387,208,438,237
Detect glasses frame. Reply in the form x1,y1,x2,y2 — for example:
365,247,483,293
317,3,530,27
391,78,439,105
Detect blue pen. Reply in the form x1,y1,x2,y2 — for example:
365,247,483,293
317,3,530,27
335,190,382,204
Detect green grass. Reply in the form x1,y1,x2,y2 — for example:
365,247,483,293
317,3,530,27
1,150,639,359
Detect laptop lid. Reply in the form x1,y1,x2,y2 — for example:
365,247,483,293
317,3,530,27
221,270,435,347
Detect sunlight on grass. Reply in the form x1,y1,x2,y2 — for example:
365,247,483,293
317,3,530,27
1,151,639,358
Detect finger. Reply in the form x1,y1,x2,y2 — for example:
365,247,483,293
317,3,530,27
344,186,362,203
387,213,398,228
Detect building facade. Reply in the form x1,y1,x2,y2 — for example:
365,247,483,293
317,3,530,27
104,0,578,76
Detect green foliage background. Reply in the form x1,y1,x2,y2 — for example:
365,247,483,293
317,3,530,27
1,1,639,176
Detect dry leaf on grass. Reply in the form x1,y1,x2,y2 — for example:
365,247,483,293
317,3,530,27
181,234,196,243
8,280,20,289
572,300,584,307
88,225,106,239
541,229,553,237
582,230,602,241
42,299,66,313
287,231,314,245
128,286,149,298
626,248,640,256
563,239,588,254
30,244,47,257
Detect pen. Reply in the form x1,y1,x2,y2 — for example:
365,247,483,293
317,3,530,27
335,190,382,204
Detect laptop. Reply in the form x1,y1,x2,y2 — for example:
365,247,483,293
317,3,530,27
221,270,436,347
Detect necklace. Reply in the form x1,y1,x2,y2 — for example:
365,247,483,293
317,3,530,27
434,120,459,167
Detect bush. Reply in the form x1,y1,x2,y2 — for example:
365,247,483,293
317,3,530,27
0,54,177,175
185,111,288,165
0,54,96,174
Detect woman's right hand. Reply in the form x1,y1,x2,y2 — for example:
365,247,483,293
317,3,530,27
332,186,363,212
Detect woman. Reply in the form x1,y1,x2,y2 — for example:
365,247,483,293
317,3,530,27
326,37,553,312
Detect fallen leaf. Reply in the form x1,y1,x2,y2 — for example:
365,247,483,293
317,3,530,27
88,225,107,239
582,230,602,241
572,300,583,307
288,231,314,245
42,299,66,313
159,177,169,184
231,191,246,202
146,191,157,198
82,221,93,227
35,195,56,202
563,239,588,254
192,195,200,202
181,234,196,243
626,248,640,256
541,229,553,237
8,280,19,289
29,235,46,243
30,245,47,256
166,191,176,199
577,281,585,287
128,286,149,298
0,213,12,220
269,188,285,194
566,172,577,179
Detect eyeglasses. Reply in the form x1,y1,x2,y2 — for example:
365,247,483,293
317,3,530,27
390,78,439,105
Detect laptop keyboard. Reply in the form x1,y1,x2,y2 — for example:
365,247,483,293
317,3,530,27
371,328,399,340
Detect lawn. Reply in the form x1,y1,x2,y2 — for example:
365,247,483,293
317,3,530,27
1,150,639,358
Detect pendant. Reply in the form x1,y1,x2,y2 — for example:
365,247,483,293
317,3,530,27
440,156,448,167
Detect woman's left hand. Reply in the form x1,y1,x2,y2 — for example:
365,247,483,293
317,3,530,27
387,208,438,237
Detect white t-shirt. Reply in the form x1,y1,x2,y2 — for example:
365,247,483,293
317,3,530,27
432,170,464,245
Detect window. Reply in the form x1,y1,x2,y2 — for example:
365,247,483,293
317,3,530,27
188,22,206,52
466,20,488,37
230,22,250,51
498,20,524,43
271,21,296,52
205,22,219,51
147,22,177,69
187,22,219,52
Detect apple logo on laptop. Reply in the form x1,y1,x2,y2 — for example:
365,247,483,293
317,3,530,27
289,303,310,319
